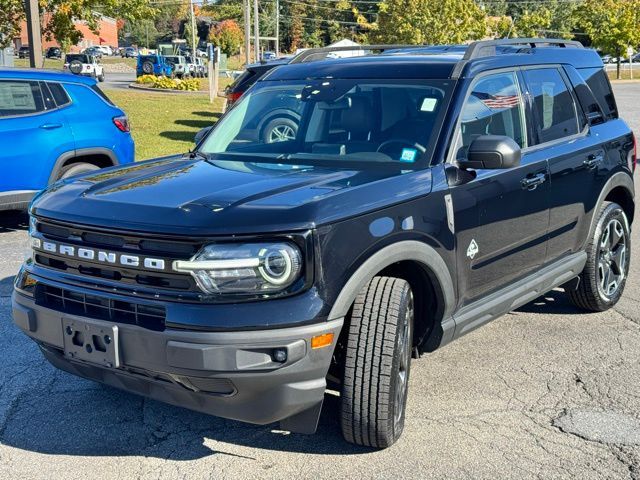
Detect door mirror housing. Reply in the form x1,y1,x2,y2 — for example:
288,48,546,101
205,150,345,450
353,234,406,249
459,135,522,170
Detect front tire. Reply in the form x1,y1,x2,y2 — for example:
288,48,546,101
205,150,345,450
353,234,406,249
568,201,631,311
340,276,414,448
57,162,100,180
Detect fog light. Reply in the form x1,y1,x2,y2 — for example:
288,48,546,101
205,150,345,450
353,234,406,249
273,349,287,362
311,333,334,349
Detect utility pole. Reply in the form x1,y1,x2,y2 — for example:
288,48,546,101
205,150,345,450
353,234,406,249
190,0,197,59
25,0,43,68
243,0,251,65
253,0,260,63
275,0,279,57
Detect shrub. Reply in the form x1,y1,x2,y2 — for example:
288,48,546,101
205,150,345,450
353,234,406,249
135,74,157,84
135,75,201,92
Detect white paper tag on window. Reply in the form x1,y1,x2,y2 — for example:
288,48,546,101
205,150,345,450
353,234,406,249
420,97,438,112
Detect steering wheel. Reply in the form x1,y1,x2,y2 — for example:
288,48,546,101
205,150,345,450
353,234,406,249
376,140,427,157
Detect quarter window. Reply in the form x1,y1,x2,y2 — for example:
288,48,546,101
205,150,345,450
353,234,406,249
522,68,580,144
455,71,527,160
0,81,45,117
47,82,71,107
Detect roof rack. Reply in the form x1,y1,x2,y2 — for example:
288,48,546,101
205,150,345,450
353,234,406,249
463,38,583,60
451,37,584,78
288,44,426,64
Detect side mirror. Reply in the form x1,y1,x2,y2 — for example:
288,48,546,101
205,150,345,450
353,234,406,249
459,135,521,170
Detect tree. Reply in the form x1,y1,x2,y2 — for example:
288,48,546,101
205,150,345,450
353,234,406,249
0,0,23,49
513,7,552,37
209,19,244,56
575,0,640,78
40,0,156,52
374,0,486,45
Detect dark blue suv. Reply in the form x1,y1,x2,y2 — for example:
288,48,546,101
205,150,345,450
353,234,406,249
13,40,636,448
0,69,134,210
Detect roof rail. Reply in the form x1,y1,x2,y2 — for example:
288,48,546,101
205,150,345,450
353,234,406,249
451,37,584,78
288,44,426,64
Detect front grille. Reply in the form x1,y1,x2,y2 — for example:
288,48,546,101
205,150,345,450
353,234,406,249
35,284,166,331
33,218,201,293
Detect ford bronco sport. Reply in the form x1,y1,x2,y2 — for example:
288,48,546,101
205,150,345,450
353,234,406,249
13,39,636,448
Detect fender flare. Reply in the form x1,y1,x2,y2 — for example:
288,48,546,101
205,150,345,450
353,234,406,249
48,147,119,185
327,240,456,322
586,171,635,243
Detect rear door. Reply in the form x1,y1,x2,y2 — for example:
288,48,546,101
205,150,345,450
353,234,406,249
0,79,74,193
449,69,550,306
520,66,607,261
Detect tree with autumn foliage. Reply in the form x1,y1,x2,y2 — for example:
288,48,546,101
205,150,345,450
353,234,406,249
373,0,485,45
0,0,24,48
40,0,156,52
209,19,244,56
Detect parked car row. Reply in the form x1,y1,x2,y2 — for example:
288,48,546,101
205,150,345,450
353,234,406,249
136,54,207,78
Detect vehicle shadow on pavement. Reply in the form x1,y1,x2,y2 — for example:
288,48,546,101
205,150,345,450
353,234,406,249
0,211,28,232
516,288,584,315
0,370,371,459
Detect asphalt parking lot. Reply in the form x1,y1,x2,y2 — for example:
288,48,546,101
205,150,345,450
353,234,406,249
0,83,639,480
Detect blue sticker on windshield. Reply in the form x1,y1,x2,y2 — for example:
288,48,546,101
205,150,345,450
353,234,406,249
400,148,417,163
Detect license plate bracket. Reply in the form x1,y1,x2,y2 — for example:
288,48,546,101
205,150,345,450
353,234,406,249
62,317,120,368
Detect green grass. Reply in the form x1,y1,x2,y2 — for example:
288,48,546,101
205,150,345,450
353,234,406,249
607,68,640,81
104,90,225,161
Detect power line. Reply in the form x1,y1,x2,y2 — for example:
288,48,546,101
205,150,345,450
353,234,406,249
279,0,379,15
279,13,370,26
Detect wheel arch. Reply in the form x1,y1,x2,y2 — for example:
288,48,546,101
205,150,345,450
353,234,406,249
587,171,635,243
328,240,456,353
49,148,119,184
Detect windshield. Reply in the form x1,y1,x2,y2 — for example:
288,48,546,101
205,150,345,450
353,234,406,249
199,78,452,168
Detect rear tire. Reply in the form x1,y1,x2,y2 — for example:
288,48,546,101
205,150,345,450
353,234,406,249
57,162,100,180
141,61,154,75
568,201,630,311
340,276,414,448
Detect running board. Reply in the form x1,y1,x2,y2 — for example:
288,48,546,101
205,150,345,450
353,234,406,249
452,252,587,340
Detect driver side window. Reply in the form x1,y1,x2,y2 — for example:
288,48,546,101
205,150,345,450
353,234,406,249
455,71,527,160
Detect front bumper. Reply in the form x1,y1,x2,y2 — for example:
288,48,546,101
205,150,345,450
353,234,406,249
12,290,343,429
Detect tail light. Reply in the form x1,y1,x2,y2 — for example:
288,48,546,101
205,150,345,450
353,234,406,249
113,115,130,133
227,91,243,105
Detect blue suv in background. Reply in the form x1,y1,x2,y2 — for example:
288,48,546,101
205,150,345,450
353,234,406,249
0,69,135,211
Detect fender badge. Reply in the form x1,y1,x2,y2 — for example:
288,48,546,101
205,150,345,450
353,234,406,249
467,239,479,260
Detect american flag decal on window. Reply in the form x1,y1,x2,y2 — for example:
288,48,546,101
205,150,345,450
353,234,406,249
476,92,521,109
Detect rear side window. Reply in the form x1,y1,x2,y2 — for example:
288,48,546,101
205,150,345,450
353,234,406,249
579,67,618,119
48,83,71,106
91,85,115,106
455,71,528,160
0,80,45,117
522,68,580,144
231,69,257,92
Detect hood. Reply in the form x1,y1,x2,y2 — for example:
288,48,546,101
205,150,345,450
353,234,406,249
31,157,433,235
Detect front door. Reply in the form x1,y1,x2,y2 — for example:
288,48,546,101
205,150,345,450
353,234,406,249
449,70,550,307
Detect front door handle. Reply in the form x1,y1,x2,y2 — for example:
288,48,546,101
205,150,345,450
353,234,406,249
584,152,604,169
39,123,62,130
521,173,546,191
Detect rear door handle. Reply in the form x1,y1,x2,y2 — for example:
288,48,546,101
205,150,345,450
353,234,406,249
584,152,604,169
521,173,546,191
39,123,62,130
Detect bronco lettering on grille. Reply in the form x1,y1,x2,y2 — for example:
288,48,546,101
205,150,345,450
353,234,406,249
38,241,166,270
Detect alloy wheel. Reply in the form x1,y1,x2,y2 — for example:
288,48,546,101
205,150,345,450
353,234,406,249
598,218,627,298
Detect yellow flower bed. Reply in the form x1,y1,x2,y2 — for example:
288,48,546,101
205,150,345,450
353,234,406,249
135,75,200,92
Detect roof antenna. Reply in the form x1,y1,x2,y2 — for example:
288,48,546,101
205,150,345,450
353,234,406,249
505,15,515,39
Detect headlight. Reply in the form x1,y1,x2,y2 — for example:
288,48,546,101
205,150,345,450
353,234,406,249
173,242,303,295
